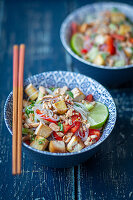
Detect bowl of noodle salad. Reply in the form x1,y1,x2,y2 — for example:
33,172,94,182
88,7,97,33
60,2,133,87
4,71,116,167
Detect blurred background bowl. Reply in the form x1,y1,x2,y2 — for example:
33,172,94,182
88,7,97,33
4,71,116,168
60,2,133,88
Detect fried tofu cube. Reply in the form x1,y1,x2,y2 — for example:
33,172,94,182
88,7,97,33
30,136,49,151
36,86,46,102
119,24,131,35
94,54,105,65
124,47,132,57
23,100,31,108
111,12,125,24
54,100,67,114
71,88,85,102
79,23,89,33
67,135,85,152
35,122,53,138
49,140,66,153
25,83,38,101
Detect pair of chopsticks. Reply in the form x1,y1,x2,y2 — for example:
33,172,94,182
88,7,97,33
12,44,25,175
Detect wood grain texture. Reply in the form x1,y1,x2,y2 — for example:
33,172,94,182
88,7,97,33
0,0,75,199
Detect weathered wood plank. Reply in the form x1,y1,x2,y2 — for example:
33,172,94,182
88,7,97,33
77,89,133,200
0,0,75,199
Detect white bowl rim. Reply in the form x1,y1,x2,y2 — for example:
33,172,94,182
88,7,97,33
60,2,133,70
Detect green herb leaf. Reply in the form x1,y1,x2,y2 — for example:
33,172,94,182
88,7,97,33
31,136,35,141
75,103,80,107
117,44,122,51
101,53,108,60
22,127,33,135
58,122,64,132
66,91,74,98
49,87,56,91
38,141,43,145
30,100,35,104
25,102,35,117
112,7,119,12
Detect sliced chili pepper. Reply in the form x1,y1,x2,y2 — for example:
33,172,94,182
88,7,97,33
111,34,125,41
129,38,133,43
89,129,100,141
78,130,85,139
63,124,72,133
70,121,80,133
85,94,93,102
36,109,58,123
63,114,81,133
106,36,116,55
71,22,78,35
81,49,88,54
53,131,63,141
25,140,30,145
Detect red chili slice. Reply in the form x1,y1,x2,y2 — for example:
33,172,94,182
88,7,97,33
63,114,81,134
111,34,125,41
129,38,133,43
89,129,100,141
85,94,93,102
81,49,88,54
106,36,116,55
25,140,30,145
36,109,57,123
71,22,78,35
53,132,63,141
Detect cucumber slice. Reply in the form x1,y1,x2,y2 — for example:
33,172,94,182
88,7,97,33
87,102,109,128
88,46,99,61
84,102,94,111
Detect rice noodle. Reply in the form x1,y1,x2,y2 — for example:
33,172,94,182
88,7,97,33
76,129,89,142
74,102,88,112
45,88,54,95
27,90,38,101
72,105,88,120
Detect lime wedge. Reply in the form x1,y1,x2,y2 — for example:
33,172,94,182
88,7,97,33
70,33,84,56
87,102,109,129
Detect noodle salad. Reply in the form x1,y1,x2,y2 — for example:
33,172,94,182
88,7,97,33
22,84,109,153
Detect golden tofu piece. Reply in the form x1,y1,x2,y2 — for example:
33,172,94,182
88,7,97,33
94,54,105,65
79,23,89,33
71,88,85,102
49,140,66,153
36,86,46,102
25,83,38,101
30,136,49,151
124,47,132,57
54,100,67,114
23,99,31,108
119,24,131,35
67,135,85,152
111,12,125,24
35,122,53,138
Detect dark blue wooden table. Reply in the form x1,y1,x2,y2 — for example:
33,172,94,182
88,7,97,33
0,0,133,199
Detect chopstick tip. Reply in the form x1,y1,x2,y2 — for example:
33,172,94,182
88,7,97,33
13,45,18,49
20,44,25,48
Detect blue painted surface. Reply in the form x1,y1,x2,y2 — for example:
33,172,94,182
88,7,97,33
0,0,133,200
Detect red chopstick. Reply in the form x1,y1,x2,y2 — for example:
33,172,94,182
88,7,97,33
12,45,19,175
12,44,25,175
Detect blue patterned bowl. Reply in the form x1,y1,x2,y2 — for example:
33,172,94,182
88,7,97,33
60,2,133,87
4,71,116,168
